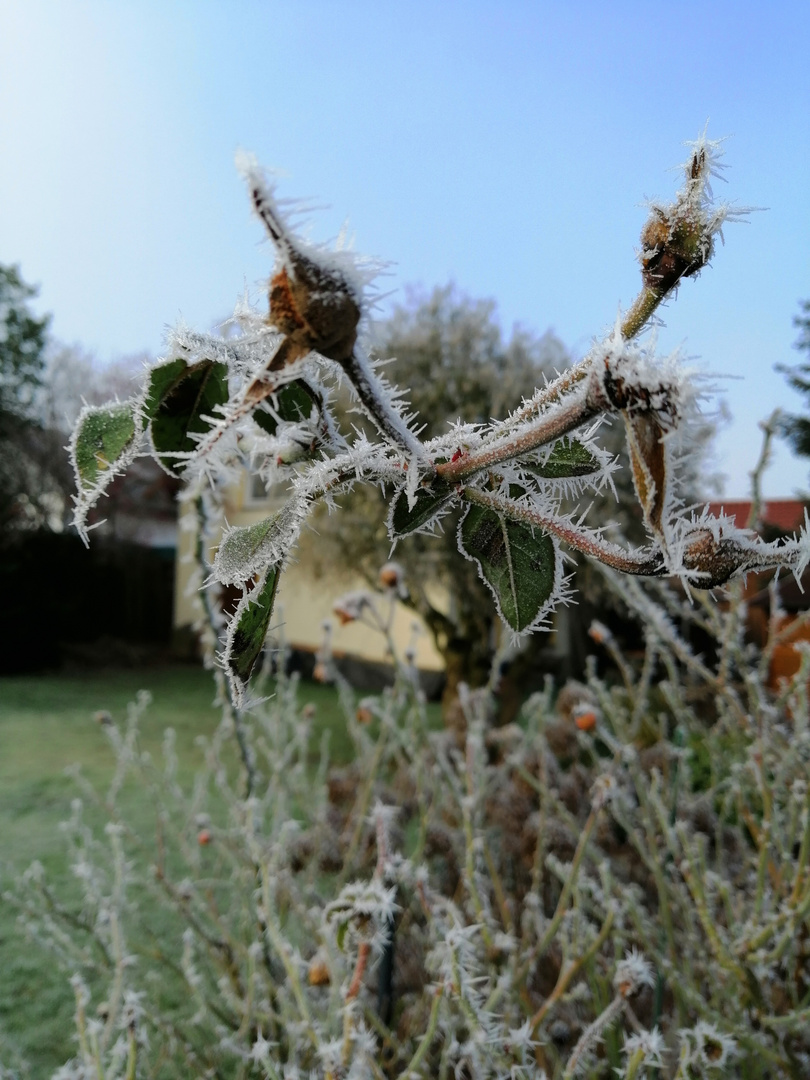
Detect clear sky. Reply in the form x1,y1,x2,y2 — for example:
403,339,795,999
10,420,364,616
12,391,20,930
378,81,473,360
2,0,808,496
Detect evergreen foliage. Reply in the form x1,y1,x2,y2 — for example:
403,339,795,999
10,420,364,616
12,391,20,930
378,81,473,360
778,300,810,459
0,263,52,532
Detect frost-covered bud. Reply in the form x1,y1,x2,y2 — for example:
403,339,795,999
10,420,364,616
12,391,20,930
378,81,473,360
275,442,309,466
640,204,712,293
622,1027,666,1070
639,140,727,294
591,773,619,811
614,948,655,997
176,878,194,901
268,258,360,364
333,590,374,626
679,1021,737,1071
679,527,743,587
588,620,612,645
325,879,399,948
599,346,681,429
237,153,361,365
120,990,145,1032
249,1031,276,1064
378,561,405,592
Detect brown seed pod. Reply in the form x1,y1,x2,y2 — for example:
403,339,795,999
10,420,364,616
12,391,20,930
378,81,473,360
639,205,712,293
268,255,361,365
244,165,362,366
681,528,743,588
640,209,671,261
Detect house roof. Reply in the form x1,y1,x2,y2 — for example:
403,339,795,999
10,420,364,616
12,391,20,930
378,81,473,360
707,499,810,612
705,500,807,533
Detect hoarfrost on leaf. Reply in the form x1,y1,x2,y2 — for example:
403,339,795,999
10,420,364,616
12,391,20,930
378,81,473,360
213,497,309,585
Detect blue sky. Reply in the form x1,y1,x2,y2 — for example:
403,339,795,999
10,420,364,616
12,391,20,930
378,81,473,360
2,0,808,496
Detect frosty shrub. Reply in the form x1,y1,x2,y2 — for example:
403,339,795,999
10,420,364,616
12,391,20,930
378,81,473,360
4,134,810,1078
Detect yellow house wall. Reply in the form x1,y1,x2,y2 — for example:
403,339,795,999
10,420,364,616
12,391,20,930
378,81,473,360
174,478,445,672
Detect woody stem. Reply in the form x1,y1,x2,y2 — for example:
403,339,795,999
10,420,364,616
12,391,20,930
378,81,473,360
436,381,600,483
461,486,666,577
341,350,428,461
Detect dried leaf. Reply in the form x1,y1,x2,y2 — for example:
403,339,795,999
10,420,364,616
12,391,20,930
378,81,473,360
624,413,667,537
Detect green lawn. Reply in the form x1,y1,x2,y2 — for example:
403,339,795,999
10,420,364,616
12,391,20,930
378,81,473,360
0,664,364,1076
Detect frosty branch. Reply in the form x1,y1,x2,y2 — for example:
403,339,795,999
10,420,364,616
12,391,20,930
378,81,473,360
68,134,810,704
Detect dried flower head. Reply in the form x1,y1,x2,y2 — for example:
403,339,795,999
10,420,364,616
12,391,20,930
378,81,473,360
639,133,733,295
236,155,364,367
324,880,398,948
378,560,405,593
587,620,612,645
623,1027,667,1070
679,1021,737,1071
333,589,375,626
591,773,620,812
614,948,655,997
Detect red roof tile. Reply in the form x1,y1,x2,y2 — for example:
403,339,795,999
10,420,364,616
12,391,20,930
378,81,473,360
705,500,806,533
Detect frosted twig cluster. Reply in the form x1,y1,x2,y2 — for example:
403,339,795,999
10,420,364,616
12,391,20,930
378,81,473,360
6,544,810,1076
67,133,809,705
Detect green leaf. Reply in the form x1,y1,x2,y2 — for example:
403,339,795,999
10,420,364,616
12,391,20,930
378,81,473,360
214,502,304,585
149,359,229,474
459,502,558,633
253,379,318,436
226,566,280,687
73,403,137,491
141,358,188,429
389,481,455,537
524,437,600,479
336,921,349,952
